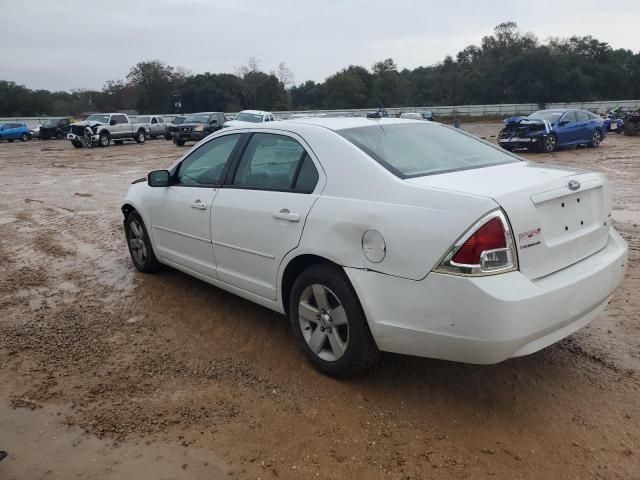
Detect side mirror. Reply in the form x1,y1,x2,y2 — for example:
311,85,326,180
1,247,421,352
109,119,117,126
148,170,171,187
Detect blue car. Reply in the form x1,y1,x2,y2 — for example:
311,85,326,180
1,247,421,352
0,123,32,142
498,109,606,153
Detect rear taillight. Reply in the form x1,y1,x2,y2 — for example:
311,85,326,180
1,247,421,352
434,210,517,276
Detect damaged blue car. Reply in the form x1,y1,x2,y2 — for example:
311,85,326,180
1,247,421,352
498,109,606,153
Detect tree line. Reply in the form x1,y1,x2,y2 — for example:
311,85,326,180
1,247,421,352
1,22,639,117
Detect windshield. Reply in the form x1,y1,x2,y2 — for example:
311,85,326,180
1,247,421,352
528,110,564,123
173,116,186,124
234,112,263,123
87,114,110,124
183,114,210,124
339,123,518,178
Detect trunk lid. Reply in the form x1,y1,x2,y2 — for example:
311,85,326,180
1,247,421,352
407,162,612,279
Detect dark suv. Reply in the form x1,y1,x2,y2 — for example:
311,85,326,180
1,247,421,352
174,112,226,146
39,117,73,139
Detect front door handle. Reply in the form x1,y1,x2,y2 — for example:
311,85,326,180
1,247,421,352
190,200,207,210
272,209,300,222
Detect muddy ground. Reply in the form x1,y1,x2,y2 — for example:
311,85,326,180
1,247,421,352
0,124,638,480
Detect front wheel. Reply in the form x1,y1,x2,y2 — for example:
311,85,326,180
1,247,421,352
71,140,83,148
540,134,557,153
289,264,380,378
99,132,110,147
588,130,602,147
125,212,161,273
135,130,146,144
20,133,29,142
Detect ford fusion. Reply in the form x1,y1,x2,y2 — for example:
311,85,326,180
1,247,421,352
122,118,628,377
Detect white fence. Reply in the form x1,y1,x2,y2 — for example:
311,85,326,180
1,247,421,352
3,99,639,126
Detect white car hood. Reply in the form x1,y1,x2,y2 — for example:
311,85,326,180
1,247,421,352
224,120,257,128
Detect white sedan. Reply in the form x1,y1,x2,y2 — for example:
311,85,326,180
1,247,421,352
122,118,628,377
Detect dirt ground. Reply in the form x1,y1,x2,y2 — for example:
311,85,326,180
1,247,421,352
0,124,638,480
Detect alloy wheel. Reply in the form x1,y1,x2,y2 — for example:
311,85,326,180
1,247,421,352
128,219,148,265
545,135,557,152
592,131,601,146
298,284,349,362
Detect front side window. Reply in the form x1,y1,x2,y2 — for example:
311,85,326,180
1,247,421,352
232,133,307,191
177,134,241,186
562,111,577,123
151,117,158,124
339,123,518,178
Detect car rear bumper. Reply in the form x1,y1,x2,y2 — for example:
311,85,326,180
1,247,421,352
345,229,628,364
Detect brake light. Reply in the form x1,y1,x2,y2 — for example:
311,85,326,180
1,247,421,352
451,217,506,265
434,210,517,276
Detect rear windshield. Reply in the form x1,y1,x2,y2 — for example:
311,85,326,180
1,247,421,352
338,123,518,178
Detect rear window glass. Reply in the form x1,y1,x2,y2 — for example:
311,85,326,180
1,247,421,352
338,123,518,178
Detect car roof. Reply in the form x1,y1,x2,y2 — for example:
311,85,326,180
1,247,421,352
276,117,420,131
238,110,270,115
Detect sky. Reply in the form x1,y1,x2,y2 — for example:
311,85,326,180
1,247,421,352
1,0,639,92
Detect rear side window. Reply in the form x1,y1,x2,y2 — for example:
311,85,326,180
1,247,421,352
576,111,589,122
294,155,319,193
177,134,241,186
339,123,517,178
232,133,308,191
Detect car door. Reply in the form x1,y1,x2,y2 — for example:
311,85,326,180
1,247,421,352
575,110,592,142
211,131,323,300
156,116,165,135
150,116,160,136
148,133,243,278
555,111,579,145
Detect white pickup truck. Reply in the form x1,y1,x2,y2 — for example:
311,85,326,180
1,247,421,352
67,113,150,148
130,115,166,139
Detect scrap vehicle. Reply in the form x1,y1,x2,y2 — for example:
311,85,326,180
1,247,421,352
366,108,390,119
130,115,166,139
400,111,434,121
122,118,627,377
39,117,73,139
67,113,149,148
498,109,606,153
603,107,625,134
623,109,640,136
0,122,31,142
223,110,274,128
173,112,226,146
165,115,186,140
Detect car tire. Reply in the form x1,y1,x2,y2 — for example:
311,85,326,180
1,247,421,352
20,133,29,142
99,132,110,147
540,134,557,153
56,132,64,140
588,129,602,148
125,211,161,273
135,130,146,144
175,139,185,146
72,141,83,148
289,263,380,378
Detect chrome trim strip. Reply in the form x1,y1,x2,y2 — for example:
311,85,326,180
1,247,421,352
212,240,275,259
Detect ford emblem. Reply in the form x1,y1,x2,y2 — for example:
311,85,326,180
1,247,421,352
567,180,581,191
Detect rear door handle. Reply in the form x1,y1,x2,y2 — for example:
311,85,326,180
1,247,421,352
272,209,300,222
190,200,207,210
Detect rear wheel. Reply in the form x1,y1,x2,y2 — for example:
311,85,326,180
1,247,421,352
125,212,161,273
588,129,602,147
20,133,29,142
289,264,380,378
136,130,146,144
540,134,557,153
99,132,110,147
